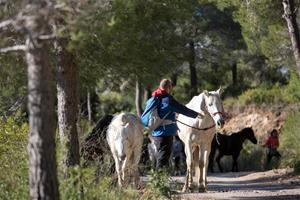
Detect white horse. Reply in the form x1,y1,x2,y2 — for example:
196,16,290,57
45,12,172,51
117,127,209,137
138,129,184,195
106,113,144,187
177,89,225,192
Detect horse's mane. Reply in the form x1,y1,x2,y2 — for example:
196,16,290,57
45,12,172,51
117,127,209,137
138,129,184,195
185,93,205,112
239,127,254,134
186,90,219,112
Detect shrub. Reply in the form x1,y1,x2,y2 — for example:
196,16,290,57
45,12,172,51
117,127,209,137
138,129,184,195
283,71,300,103
141,169,172,200
97,91,133,117
0,117,29,200
239,142,266,171
59,166,139,200
224,71,300,107
280,111,300,172
236,85,285,106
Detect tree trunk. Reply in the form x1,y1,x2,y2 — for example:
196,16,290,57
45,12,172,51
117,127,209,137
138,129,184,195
189,41,198,97
26,37,59,200
171,72,178,87
283,0,300,75
56,38,80,170
87,90,92,123
135,80,143,117
232,61,237,85
144,85,152,103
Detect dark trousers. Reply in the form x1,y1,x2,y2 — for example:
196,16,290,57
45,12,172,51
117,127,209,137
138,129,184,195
174,156,181,171
267,148,281,163
152,136,173,169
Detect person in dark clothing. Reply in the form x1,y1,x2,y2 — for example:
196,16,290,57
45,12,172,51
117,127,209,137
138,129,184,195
172,136,185,175
150,79,204,169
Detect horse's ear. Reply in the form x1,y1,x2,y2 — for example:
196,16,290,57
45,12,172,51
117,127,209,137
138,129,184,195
203,90,209,97
217,86,223,95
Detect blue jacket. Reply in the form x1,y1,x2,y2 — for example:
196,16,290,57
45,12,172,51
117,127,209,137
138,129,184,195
152,94,198,137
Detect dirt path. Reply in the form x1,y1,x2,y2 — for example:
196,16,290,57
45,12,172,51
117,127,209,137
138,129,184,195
173,169,300,200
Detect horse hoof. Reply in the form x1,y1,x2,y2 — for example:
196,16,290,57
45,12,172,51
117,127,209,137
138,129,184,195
182,186,193,193
198,187,207,193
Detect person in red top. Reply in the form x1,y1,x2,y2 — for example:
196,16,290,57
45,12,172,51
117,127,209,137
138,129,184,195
264,129,281,164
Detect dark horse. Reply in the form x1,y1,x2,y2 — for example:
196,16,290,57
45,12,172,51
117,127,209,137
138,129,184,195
81,114,114,162
208,127,257,172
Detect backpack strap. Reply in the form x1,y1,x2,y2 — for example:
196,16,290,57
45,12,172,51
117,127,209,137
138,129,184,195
156,96,173,129
156,96,171,119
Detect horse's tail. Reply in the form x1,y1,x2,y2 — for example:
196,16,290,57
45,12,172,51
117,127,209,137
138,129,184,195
208,134,218,173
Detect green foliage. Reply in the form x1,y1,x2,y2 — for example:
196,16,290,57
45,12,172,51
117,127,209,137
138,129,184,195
59,166,139,200
260,24,292,66
142,169,172,200
0,55,26,117
172,76,191,103
0,117,29,200
98,90,133,116
220,0,285,55
0,4,27,118
239,142,265,171
283,71,300,103
70,0,192,88
63,0,298,112
207,0,296,92
225,72,300,106
280,111,300,172
237,85,285,105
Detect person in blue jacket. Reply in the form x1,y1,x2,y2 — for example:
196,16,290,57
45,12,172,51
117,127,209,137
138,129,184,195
149,78,203,169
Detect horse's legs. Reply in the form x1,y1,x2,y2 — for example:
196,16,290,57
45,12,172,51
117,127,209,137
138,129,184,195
193,146,200,191
121,156,128,185
232,154,239,172
132,146,142,188
198,148,209,192
208,152,214,173
182,142,193,192
216,153,224,172
113,155,123,187
125,151,137,187
125,153,134,185
208,136,217,173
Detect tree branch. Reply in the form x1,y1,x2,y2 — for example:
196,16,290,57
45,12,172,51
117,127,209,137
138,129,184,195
4,96,26,118
0,0,9,5
38,33,56,40
0,45,26,53
0,19,13,30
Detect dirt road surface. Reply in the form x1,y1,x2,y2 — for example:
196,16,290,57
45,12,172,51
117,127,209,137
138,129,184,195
173,169,300,200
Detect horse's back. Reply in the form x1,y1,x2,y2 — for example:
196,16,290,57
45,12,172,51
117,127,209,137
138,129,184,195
216,133,243,155
107,113,143,149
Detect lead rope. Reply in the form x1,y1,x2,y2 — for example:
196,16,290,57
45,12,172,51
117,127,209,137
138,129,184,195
176,119,215,131
215,133,221,145
175,105,217,131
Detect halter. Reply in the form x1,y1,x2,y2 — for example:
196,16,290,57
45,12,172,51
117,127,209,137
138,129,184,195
205,105,224,118
176,96,224,131
211,111,224,117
